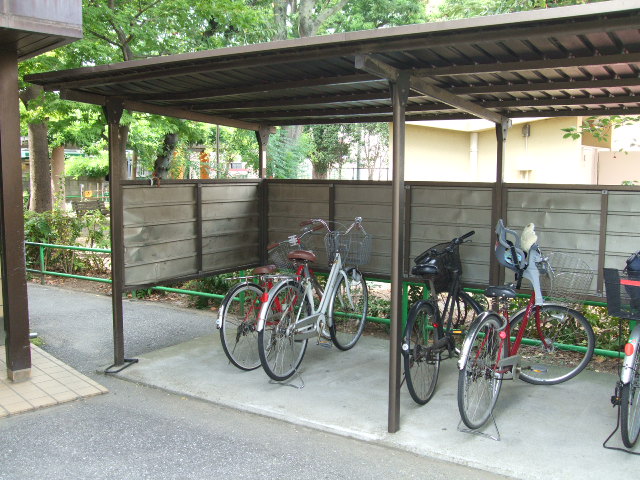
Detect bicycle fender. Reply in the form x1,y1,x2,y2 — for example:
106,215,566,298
457,311,503,371
621,324,640,384
401,300,436,355
256,278,297,332
216,282,249,329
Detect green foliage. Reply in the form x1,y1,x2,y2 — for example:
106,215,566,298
323,0,426,33
215,127,259,175
584,305,629,352
23,209,84,273
433,0,595,20
306,124,351,177
561,115,640,143
267,128,312,178
80,210,111,273
368,295,390,319
184,274,237,309
65,153,110,179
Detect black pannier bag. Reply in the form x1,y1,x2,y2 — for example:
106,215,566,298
625,251,640,309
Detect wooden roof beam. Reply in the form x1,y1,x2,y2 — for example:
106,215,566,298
355,55,509,125
60,89,263,131
414,52,640,77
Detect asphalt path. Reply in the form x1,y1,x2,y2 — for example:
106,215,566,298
0,283,509,480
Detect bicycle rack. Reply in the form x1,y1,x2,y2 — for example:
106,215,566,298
269,371,305,390
457,414,501,442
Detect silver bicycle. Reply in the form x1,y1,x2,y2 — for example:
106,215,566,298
256,217,371,382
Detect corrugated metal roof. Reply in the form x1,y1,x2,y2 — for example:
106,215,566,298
26,0,640,130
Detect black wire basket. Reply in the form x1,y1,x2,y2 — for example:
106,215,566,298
603,268,640,321
414,241,461,293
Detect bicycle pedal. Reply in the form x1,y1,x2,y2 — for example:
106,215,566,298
317,338,333,349
522,364,548,374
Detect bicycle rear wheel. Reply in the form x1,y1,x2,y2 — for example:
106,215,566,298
329,268,368,351
509,304,595,385
219,283,263,371
403,302,440,405
457,313,506,430
258,280,310,381
621,351,640,448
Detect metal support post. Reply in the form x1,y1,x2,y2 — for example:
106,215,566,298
490,119,511,287
104,100,137,373
0,47,31,381
388,71,409,433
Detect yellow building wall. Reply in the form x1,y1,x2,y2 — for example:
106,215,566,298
402,117,589,184
598,151,640,185
477,117,586,183
403,124,473,181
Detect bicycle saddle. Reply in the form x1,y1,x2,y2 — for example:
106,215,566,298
253,264,277,275
411,263,439,277
484,285,517,299
288,250,317,263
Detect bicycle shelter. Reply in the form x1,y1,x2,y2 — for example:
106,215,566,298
23,1,640,433
0,1,83,381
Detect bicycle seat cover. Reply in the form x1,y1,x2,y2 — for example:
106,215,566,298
411,263,439,277
495,219,526,272
288,250,317,263
484,285,517,299
253,264,277,275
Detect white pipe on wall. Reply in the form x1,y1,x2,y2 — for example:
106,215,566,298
469,132,479,180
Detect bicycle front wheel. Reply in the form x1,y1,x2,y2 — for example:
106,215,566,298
258,280,310,381
621,351,640,448
403,302,440,405
457,313,506,430
509,304,595,385
219,283,264,371
329,268,368,351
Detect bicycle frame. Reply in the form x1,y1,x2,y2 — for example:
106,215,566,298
256,252,347,337
458,293,545,374
622,323,640,384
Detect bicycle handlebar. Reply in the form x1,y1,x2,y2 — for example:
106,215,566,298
301,217,366,235
456,230,475,244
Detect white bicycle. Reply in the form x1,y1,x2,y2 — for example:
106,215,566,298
256,217,371,381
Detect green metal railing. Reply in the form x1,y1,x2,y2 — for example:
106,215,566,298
25,241,629,358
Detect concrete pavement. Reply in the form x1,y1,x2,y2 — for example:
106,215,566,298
115,319,637,479
19,283,640,479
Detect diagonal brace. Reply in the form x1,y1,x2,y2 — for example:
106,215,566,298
355,54,508,124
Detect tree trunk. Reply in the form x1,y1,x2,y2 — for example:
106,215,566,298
28,121,52,212
20,85,52,212
153,133,179,179
132,150,138,179
51,145,65,207
312,164,328,179
118,125,129,179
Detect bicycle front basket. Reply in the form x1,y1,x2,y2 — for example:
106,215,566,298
414,242,460,293
603,268,640,321
540,252,594,306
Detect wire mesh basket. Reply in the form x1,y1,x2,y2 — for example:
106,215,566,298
267,235,313,271
324,229,372,267
539,251,594,306
413,242,461,293
603,268,640,321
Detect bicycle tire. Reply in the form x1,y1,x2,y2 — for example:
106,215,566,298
457,313,506,430
219,282,264,371
329,268,368,351
403,302,440,405
258,280,309,381
455,291,485,327
621,351,640,448
509,304,595,385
